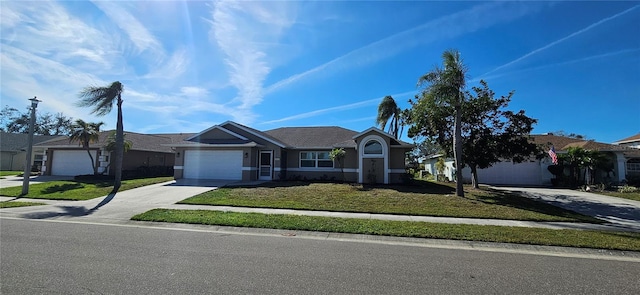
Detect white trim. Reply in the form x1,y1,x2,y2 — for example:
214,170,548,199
163,143,261,148
299,151,334,169
174,166,184,170
287,168,338,172
358,135,389,184
352,127,394,139
259,150,273,180
389,169,406,173
242,167,257,171
223,121,287,148
185,125,249,141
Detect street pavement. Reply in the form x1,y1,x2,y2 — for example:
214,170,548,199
3,218,639,295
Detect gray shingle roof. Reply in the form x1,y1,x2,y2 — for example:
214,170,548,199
264,126,358,149
0,131,63,152
35,131,194,153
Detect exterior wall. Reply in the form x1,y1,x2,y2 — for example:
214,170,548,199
108,150,175,176
42,148,101,176
1,151,25,171
388,148,411,184
280,148,358,182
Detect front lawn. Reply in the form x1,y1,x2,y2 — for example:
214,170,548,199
0,201,46,208
0,171,22,177
597,190,640,202
132,209,640,251
179,180,600,223
0,177,174,200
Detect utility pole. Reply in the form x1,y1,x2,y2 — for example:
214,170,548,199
22,97,41,195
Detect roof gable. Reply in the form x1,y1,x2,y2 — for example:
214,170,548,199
186,125,249,142
614,133,640,144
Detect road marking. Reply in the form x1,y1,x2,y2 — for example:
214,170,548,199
2,216,639,262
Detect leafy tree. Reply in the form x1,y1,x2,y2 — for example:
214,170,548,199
557,147,612,187
69,119,104,175
376,95,402,139
409,77,540,189
78,81,125,190
413,49,468,197
1,105,73,135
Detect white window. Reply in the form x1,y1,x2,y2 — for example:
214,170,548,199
364,140,383,154
300,151,333,168
628,159,640,172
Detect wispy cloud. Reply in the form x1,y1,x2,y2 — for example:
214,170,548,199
261,91,415,125
208,1,296,123
478,5,640,78
476,48,640,82
91,0,164,57
265,1,546,94
143,48,189,80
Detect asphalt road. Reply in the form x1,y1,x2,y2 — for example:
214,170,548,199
1,218,639,295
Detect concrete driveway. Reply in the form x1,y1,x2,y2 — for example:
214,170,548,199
492,186,640,231
0,179,229,224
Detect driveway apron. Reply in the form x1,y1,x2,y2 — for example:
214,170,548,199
493,187,640,231
0,179,228,224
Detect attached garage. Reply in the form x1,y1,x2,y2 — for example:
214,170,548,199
183,150,243,180
473,161,543,186
51,150,97,176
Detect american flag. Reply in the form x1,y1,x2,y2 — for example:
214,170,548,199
548,146,558,165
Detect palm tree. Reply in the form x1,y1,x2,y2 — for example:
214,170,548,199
78,81,125,190
69,119,104,175
418,49,468,197
101,131,132,174
376,95,401,138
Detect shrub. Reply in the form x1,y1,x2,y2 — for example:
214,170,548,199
618,185,639,193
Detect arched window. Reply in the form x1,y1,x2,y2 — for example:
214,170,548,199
364,140,383,155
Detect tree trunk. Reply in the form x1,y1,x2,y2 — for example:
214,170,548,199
470,165,479,189
113,96,124,191
87,148,97,175
453,103,464,197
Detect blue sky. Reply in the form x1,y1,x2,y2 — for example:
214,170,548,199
1,1,638,144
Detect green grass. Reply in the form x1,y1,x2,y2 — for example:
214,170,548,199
0,201,46,208
132,209,640,251
597,190,640,202
0,177,174,200
179,181,600,223
0,171,23,177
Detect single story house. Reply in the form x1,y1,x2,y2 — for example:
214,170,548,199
0,131,63,171
423,134,640,186
37,131,189,177
167,121,414,184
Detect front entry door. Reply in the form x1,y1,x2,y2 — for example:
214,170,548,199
259,151,272,180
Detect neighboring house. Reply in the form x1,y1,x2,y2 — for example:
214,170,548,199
614,133,640,182
36,131,190,177
423,134,640,187
614,133,640,149
167,121,414,184
0,131,62,171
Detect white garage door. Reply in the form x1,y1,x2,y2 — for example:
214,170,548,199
51,150,97,176
183,150,243,180
476,161,542,186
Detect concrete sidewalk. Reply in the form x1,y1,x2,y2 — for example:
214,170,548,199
160,204,637,232
2,180,639,233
